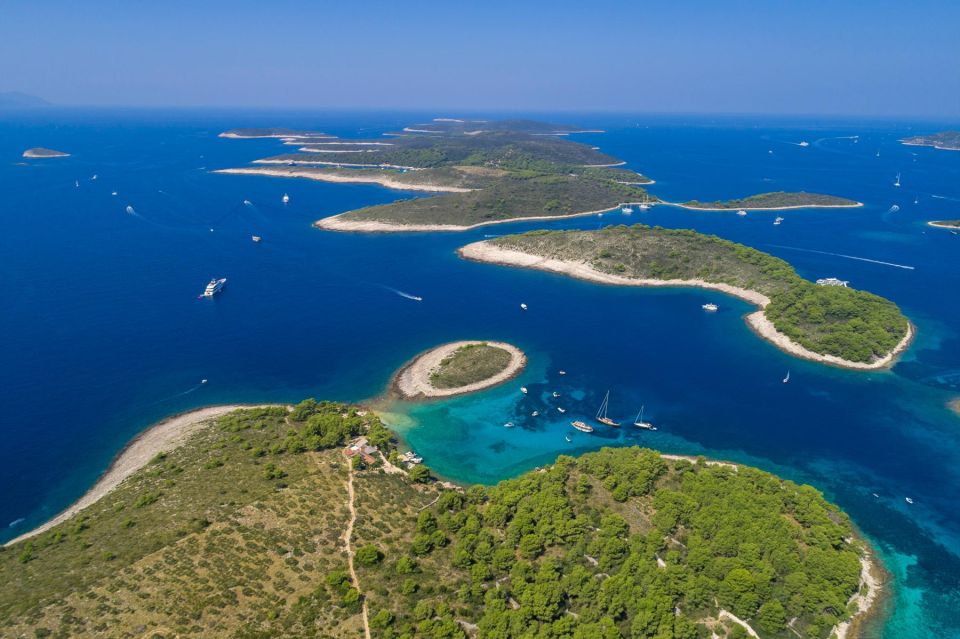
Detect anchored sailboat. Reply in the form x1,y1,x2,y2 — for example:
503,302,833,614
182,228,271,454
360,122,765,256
596,390,619,427
633,405,656,430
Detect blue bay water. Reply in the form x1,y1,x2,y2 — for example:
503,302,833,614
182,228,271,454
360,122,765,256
1,110,958,637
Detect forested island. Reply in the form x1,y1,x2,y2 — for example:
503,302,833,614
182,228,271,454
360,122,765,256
0,403,879,639
216,119,653,231
21,147,70,158
900,131,960,151
393,341,526,399
679,191,860,210
459,225,912,368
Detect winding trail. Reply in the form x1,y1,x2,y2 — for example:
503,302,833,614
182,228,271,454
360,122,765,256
343,465,371,639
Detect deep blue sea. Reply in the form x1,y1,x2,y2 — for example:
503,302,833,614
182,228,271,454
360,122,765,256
1,109,958,637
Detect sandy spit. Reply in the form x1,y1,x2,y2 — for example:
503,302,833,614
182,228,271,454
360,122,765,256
457,241,913,371
392,341,526,399
5,404,282,547
315,204,624,233
214,168,471,193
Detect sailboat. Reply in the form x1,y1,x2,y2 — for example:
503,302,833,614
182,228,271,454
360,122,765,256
894,172,901,188
783,370,791,384
596,390,619,427
633,405,656,430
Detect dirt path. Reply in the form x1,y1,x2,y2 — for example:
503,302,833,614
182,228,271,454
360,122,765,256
343,466,371,639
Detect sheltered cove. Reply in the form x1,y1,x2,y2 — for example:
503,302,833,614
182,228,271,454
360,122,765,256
458,240,913,371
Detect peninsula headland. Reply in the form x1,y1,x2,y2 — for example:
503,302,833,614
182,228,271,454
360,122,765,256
0,402,881,639
901,131,960,151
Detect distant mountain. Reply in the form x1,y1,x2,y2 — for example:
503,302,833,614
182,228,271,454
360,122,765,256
0,92,50,108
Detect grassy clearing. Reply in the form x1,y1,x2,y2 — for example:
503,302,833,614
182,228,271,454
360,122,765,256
429,343,513,389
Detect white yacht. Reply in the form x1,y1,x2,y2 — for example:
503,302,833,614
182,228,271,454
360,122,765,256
571,421,594,433
798,141,810,147
125,205,135,215
552,391,560,398
243,199,252,206
621,205,634,214
736,209,748,217
596,390,619,427
558,370,567,375
702,303,719,312
520,387,528,394
531,411,539,417
557,407,566,414
905,497,914,505
520,303,528,311
252,235,262,243
202,278,227,297
282,193,290,204
633,405,656,430
774,216,784,225
504,422,514,428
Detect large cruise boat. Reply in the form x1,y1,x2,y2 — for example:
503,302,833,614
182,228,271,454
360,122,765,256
202,278,227,297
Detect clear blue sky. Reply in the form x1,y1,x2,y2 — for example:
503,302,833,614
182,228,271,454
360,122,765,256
2,0,958,117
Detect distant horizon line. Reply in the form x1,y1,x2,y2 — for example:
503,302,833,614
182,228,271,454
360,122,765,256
1,103,958,123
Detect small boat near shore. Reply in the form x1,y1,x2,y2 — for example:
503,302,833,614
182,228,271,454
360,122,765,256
702,303,719,312
520,387,528,394
596,390,619,427
571,420,594,433
736,209,747,217
282,193,290,204
774,216,784,225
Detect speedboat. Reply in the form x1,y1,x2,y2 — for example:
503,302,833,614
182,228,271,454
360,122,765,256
504,422,514,428
798,141,810,147
531,411,539,417
282,193,290,204
520,387,528,394
702,303,719,312
736,209,748,217
558,370,567,375
520,303,528,311
251,235,262,243
783,370,791,384
557,407,566,414
774,216,784,225
552,391,560,398
905,497,914,505
243,199,252,206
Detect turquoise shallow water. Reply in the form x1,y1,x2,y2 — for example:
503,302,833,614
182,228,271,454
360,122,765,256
1,110,959,636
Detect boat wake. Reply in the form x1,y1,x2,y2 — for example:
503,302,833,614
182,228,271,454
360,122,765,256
8,518,24,528
384,286,423,302
766,244,916,270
